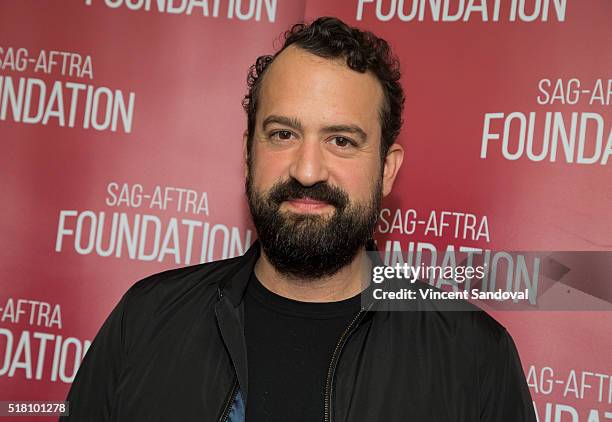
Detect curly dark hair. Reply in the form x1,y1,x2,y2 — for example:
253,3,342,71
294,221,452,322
242,16,404,163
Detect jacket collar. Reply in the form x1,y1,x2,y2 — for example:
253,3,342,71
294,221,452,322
218,240,262,307
218,238,384,308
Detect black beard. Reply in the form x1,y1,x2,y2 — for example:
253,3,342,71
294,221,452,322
246,173,382,280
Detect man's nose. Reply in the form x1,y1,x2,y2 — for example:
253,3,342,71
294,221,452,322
288,138,329,187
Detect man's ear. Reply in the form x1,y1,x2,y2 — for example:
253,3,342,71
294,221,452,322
242,131,249,179
382,143,404,197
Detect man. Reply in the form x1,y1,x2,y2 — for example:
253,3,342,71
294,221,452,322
62,17,536,422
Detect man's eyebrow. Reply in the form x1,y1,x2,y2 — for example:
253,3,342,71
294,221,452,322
262,115,368,142
262,115,303,131
320,124,367,142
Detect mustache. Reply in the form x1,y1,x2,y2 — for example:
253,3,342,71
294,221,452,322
267,178,349,210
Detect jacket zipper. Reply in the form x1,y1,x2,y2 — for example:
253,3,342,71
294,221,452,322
218,378,238,422
323,308,369,422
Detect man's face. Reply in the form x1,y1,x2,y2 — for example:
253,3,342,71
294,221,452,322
245,45,396,280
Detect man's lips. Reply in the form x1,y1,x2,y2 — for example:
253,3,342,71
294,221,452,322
284,197,333,212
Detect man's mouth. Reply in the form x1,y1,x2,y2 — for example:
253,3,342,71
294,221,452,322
284,197,333,213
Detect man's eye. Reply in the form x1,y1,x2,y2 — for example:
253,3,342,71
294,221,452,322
330,136,354,148
270,130,294,140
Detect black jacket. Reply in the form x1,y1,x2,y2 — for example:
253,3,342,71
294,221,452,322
62,240,537,421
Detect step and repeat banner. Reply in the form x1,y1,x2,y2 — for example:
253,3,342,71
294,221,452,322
1,0,610,420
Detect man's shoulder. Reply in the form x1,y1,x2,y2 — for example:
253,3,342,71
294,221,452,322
121,254,246,314
383,280,510,346
380,282,515,372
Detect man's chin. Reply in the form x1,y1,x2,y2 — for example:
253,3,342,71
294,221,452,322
276,214,324,232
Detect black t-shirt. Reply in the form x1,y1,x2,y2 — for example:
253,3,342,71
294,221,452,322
244,272,361,422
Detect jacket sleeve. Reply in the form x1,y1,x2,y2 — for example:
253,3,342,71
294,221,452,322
59,292,130,422
479,328,537,422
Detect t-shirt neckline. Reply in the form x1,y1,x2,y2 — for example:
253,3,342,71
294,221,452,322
247,271,362,319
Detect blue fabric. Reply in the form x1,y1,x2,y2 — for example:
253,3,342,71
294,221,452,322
227,389,245,422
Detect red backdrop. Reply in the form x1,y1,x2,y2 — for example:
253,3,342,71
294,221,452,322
1,1,610,420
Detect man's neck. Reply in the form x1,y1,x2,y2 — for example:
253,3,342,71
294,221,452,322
253,248,371,302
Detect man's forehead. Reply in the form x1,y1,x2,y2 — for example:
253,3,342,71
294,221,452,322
262,45,381,92
257,45,384,129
